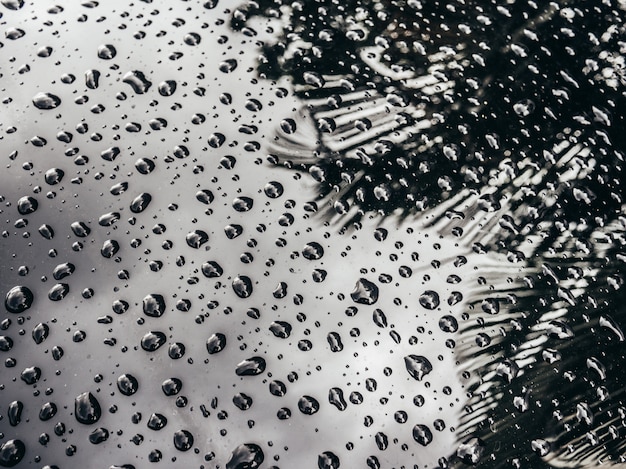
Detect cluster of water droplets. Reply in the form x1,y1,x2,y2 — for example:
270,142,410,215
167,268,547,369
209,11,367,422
0,1,477,468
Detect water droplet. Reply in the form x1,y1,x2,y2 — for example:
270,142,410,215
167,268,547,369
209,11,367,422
130,193,152,213
438,315,458,333
196,189,214,204
141,331,167,351
48,283,69,301
351,278,379,305
232,275,253,298
318,451,340,469
404,355,432,381
328,387,347,411
97,44,117,59
298,395,320,415
89,427,109,444
219,59,238,73
419,290,440,310
327,332,343,352
456,437,485,465
5,286,33,313
186,230,209,248
206,333,227,354
122,70,152,94
173,430,194,451
143,294,166,318
20,366,41,385
269,321,292,338
158,80,177,96
117,374,139,396
233,392,253,410
17,196,38,215
302,242,324,260
74,392,102,425
412,424,433,446
7,400,23,426
32,323,50,344
235,356,266,376
226,443,264,469
32,92,61,110
0,439,25,467
147,412,168,430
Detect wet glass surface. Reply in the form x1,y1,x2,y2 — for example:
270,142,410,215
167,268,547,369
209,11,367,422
0,1,625,468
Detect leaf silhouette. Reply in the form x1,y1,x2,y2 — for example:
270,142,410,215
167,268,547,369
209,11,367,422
232,0,626,467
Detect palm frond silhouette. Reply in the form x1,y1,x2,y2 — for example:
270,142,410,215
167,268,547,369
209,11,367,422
232,0,626,467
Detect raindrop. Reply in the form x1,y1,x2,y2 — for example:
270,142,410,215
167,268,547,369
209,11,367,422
235,357,266,376
327,332,343,352
404,355,432,381
298,395,320,415
117,374,139,396
32,323,49,344
233,393,253,410
206,333,227,354
147,413,168,430
269,321,292,338
456,437,485,465
232,275,253,298
32,92,61,110
351,278,379,305
219,59,238,73
419,291,440,309
318,451,340,469
186,230,209,248
412,424,433,446
130,193,152,213
0,439,25,467
7,400,23,426
158,80,177,96
202,261,223,278
173,430,194,451
97,44,117,59
140,331,167,351
438,315,458,333
74,392,102,425
48,283,69,301
5,286,33,313
17,196,38,215
328,387,347,411
226,443,264,469
302,242,324,260
143,294,166,318
122,70,152,94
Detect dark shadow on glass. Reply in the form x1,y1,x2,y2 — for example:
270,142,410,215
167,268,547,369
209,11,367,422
231,1,626,467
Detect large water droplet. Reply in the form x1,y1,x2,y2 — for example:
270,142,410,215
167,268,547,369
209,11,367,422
5,286,33,313
0,439,25,467
412,424,433,446
351,278,379,305
173,430,194,451
117,374,139,396
232,275,253,298
206,333,227,354
235,356,266,376
32,92,61,110
226,443,264,469
419,290,440,309
318,451,340,469
122,70,152,94
297,395,320,415
456,437,485,465
143,294,166,318
75,392,102,425
404,355,433,381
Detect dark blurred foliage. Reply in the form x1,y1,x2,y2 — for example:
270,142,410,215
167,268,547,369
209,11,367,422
232,1,626,467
